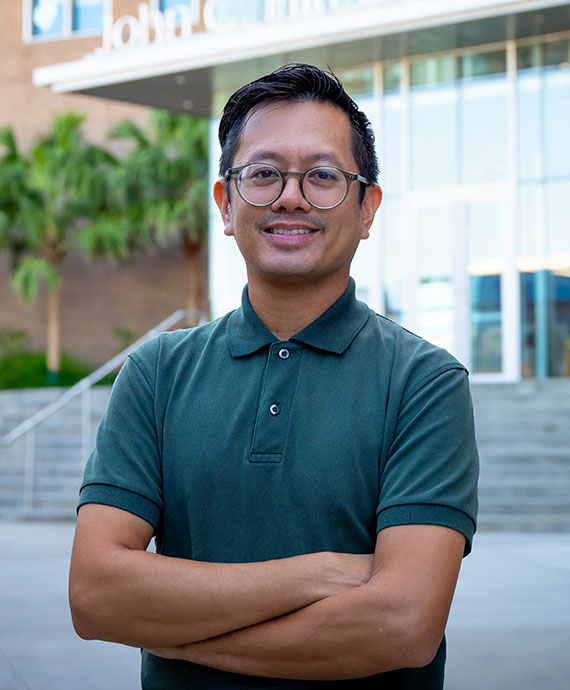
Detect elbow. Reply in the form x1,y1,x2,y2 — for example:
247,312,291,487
396,615,445,669
69,579,110,641
363,605,444,672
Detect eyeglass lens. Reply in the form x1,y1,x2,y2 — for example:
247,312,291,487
238,164,348,208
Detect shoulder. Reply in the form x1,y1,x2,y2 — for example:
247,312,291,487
125,313,233,384
363,310,469,402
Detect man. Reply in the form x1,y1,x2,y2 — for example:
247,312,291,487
70,64,478,689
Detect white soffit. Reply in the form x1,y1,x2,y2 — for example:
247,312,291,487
33,0,568,94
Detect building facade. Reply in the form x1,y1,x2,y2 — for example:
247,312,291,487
0,1,194,367
1,0,568,530
12,0,570,382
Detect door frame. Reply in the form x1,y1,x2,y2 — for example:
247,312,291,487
403,182,520,382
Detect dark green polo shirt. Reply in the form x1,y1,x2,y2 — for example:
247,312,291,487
79,278,478,689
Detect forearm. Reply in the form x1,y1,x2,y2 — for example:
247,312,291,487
70,504,374,648
147,580,424,680
70,546,362,649
148,525,465,680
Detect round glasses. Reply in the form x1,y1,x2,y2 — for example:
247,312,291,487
225,163,371,210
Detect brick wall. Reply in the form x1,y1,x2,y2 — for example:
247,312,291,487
0,1,210,368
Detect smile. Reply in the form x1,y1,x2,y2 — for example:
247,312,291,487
266,228,316,235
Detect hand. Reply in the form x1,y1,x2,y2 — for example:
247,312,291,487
317,551,375,598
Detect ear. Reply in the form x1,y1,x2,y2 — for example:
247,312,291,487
213,180,234,236
359,184,383,240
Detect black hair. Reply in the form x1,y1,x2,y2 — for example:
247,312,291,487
217,64,379,201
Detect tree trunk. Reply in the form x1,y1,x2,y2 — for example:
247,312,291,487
46,287,61,384
183,234,209,326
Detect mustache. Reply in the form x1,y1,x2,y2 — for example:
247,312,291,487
255,214,326,231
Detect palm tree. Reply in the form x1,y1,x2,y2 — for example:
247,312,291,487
0,114,117,383
108,109,209,320
0,128,36,268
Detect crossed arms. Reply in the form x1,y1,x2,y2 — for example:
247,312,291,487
69,503,464,680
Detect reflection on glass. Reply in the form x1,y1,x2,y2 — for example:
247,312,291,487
410,60,458,187
382,64,401,195
461,53,507,183
417,206,454,353
519,179,570,377
410,50,507,188
521,271,570,377
161,0,191,9
467,202,503,373
32,0,63,36
207,0,264,24
73,0,103,32
381,198,403,322
339,67,374,100
545,67,570,179
518,40,570,181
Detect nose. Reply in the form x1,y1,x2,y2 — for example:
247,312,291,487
270,175,312,213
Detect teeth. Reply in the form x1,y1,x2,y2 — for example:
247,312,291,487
269,228,312,235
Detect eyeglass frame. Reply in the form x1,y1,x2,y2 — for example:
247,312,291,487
224,163,372,210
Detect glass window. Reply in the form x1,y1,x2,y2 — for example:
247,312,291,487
518,40,570,377
381,198,403,322
410,56,459,188
518,180,570,377
546,180,570,376
32,0,63,37
416,205,455,353
338,67,374,100
73,0,103,33
518,40,570,181
160,0,191,9
206,0,264,25
410,50,508,188
382,63,401,195
518,67,543,181
467,201,503,373
544,61,570,179
460,51,507,184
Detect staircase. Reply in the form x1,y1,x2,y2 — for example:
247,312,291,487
0,387,111,519
472,380,570,532
0,309,204,521
1,379,569,529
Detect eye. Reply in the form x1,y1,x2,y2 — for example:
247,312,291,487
243,165,280,184
306,167,342,185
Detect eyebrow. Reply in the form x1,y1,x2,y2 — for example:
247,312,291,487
244,151,345,168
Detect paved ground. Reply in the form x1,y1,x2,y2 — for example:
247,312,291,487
1,522,569,689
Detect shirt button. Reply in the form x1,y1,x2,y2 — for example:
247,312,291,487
269,403,280,416
278,348,290,360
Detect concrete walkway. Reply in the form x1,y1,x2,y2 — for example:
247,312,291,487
1,522,569,689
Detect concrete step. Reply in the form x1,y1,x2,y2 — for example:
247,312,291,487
2,383,570,529
477,514,570,532
478,446,570,460
479,462,570,476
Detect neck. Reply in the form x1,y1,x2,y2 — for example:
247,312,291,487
246,274,350,341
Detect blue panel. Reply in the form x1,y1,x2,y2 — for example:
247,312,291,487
32,0,63,37
73,0,103,32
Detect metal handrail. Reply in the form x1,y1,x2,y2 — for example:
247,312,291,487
1,309,208,447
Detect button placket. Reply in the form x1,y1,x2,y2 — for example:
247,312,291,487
250,343,300,464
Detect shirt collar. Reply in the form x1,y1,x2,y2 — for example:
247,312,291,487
227,278,370,358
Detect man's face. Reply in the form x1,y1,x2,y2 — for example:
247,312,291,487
214,100,382,290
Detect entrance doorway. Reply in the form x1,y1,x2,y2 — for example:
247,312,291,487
404,187,519,381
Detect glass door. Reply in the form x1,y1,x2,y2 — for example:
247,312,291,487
407,190,516,380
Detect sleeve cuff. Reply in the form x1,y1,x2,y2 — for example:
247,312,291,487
377,503,476,556
78,483,162,531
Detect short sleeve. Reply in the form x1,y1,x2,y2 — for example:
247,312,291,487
78,350,163,529
377,367,479,554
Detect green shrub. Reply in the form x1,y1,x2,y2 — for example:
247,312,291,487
0,329,115,389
